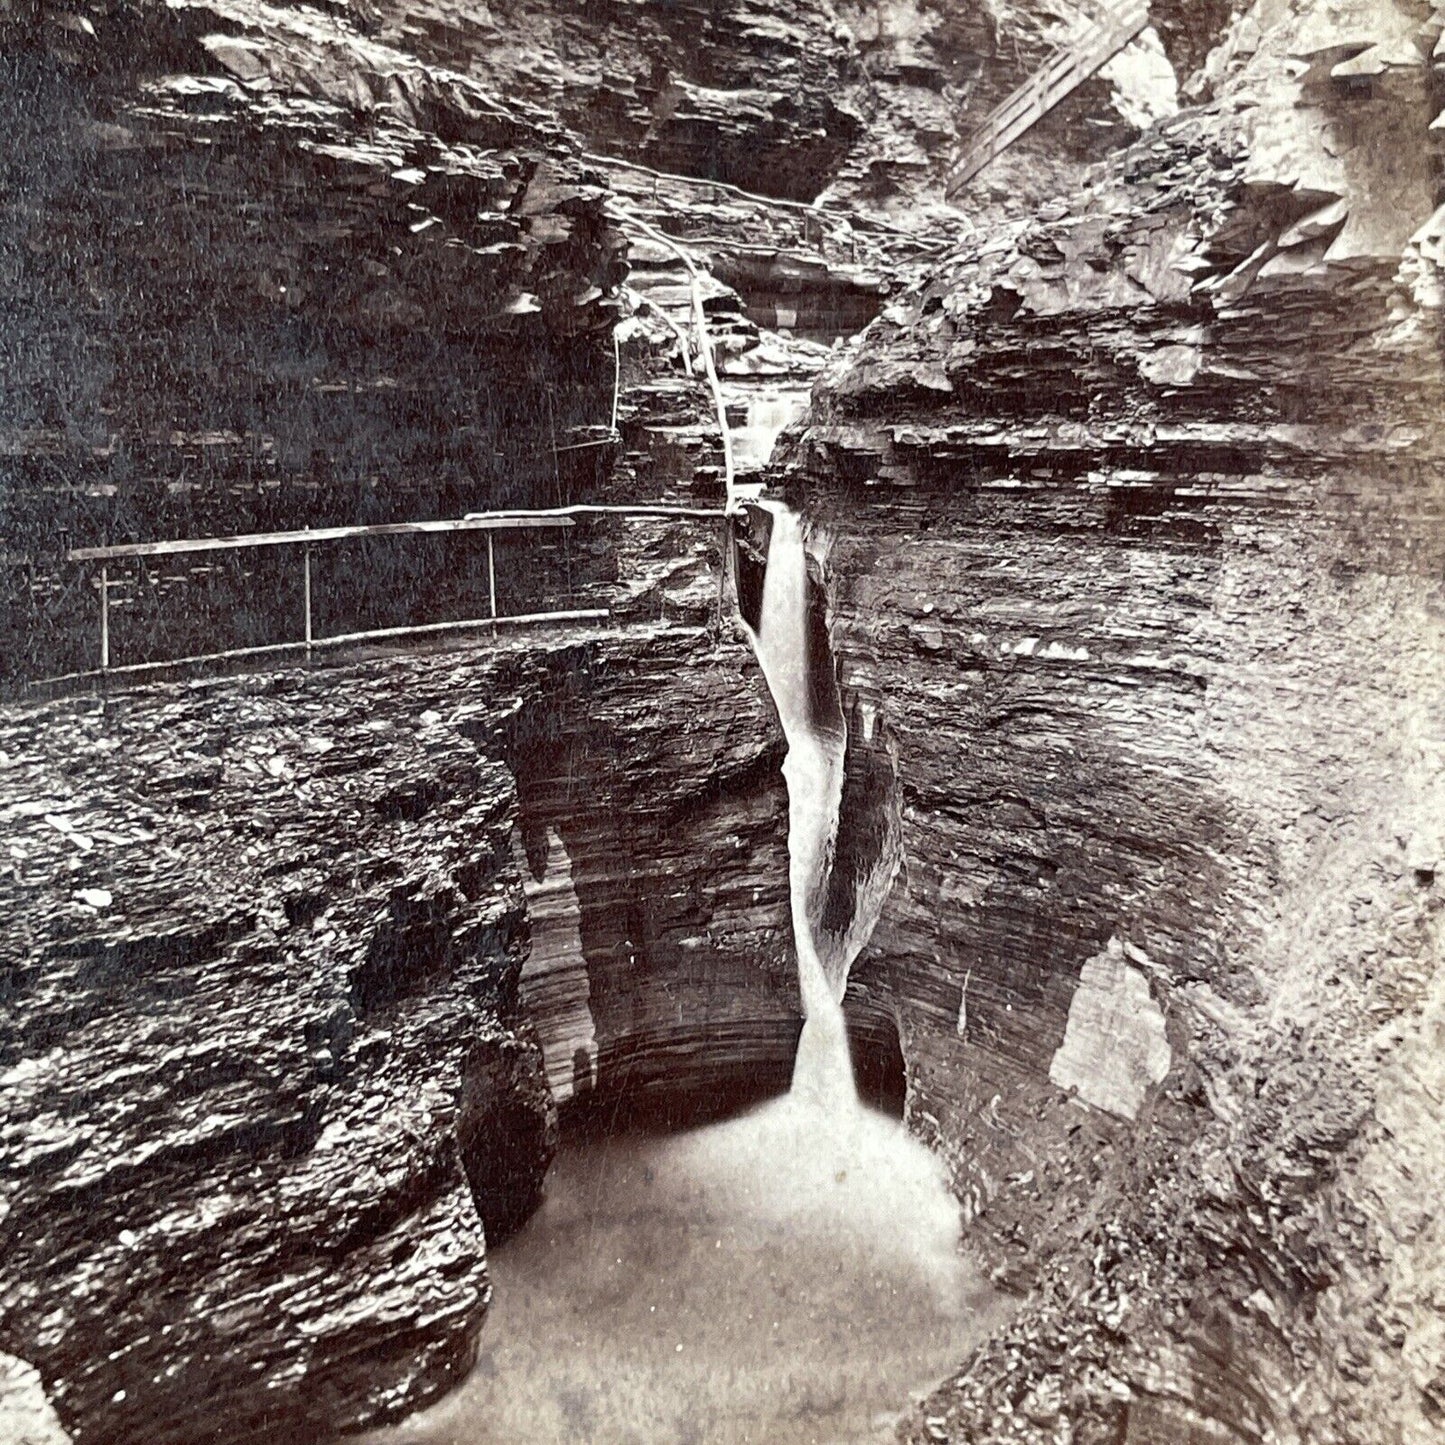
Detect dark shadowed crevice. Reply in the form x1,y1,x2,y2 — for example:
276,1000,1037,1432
820,690,904,956
349,888,460,1014
456,1034,558,1247
557,1031,802,1140
731,506,772,634
844,997,907,1118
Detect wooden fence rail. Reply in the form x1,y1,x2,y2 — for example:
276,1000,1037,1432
54,503,728,687
946,0,1150,197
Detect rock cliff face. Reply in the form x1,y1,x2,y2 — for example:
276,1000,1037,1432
503,629,799,1128
0,628,790,1444
0,0,1221,686
0,652,533,1444
778,1,1445,1439
1,0,625,682
4,0,1444,1442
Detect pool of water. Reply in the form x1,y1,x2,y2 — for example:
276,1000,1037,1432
373,1071,1000,1445
367,498,1001,1445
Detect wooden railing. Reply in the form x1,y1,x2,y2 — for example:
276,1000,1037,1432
53,503,727,685
946,0,1150,198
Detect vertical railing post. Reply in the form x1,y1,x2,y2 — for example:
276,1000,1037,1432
486,532,497,633
99,564,109,672
303,545,313,655
611,327,622,434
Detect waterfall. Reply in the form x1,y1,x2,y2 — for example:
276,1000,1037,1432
737,501,861,1105
376,500,989,1445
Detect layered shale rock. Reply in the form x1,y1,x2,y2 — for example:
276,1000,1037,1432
1,0,626,684
0,0,1231,686
0,655,535,1444
0,628,789,1444
503,627,798,1129
779,1,1445,1439
358,0,1196,211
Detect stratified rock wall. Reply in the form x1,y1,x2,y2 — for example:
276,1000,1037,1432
783,2,1445,1439
381,0,863,202
0,626,789,1445
5,1,1441,1442
1,0,626,683
1,0,1250,690
361,0,1210,212
504,628,799,1128
0,655,532,1444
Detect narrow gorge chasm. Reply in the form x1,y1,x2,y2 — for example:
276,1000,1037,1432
2,1,1443,1443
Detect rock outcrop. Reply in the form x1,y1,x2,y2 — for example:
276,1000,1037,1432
0,652,529,1443
503,626,798,1130
779,1,1445,1439
0,626,790,1444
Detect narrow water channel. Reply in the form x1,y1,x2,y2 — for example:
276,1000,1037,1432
367,502,999,1445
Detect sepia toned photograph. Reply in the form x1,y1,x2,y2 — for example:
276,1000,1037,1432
1,0,1442,1442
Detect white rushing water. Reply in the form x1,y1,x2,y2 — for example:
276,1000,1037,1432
364,502,995,1445
739,502,856,1106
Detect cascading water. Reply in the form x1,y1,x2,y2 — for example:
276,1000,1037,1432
365,503,998,1445
738,502,857,1107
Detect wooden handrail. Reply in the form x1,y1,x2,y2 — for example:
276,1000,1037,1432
947,0,1150,196
67,514,573,563
66,503,726,563
62,502,727,679
26,609,613,691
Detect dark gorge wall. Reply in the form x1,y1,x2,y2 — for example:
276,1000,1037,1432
501,626,798,1130
0,630,793,1445
1,1,625,683
0,0,1219,687
0,4,847,1434
0,652,540,1445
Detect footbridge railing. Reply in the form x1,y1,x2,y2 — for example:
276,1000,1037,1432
945,0,1150,198
51,504,727,687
